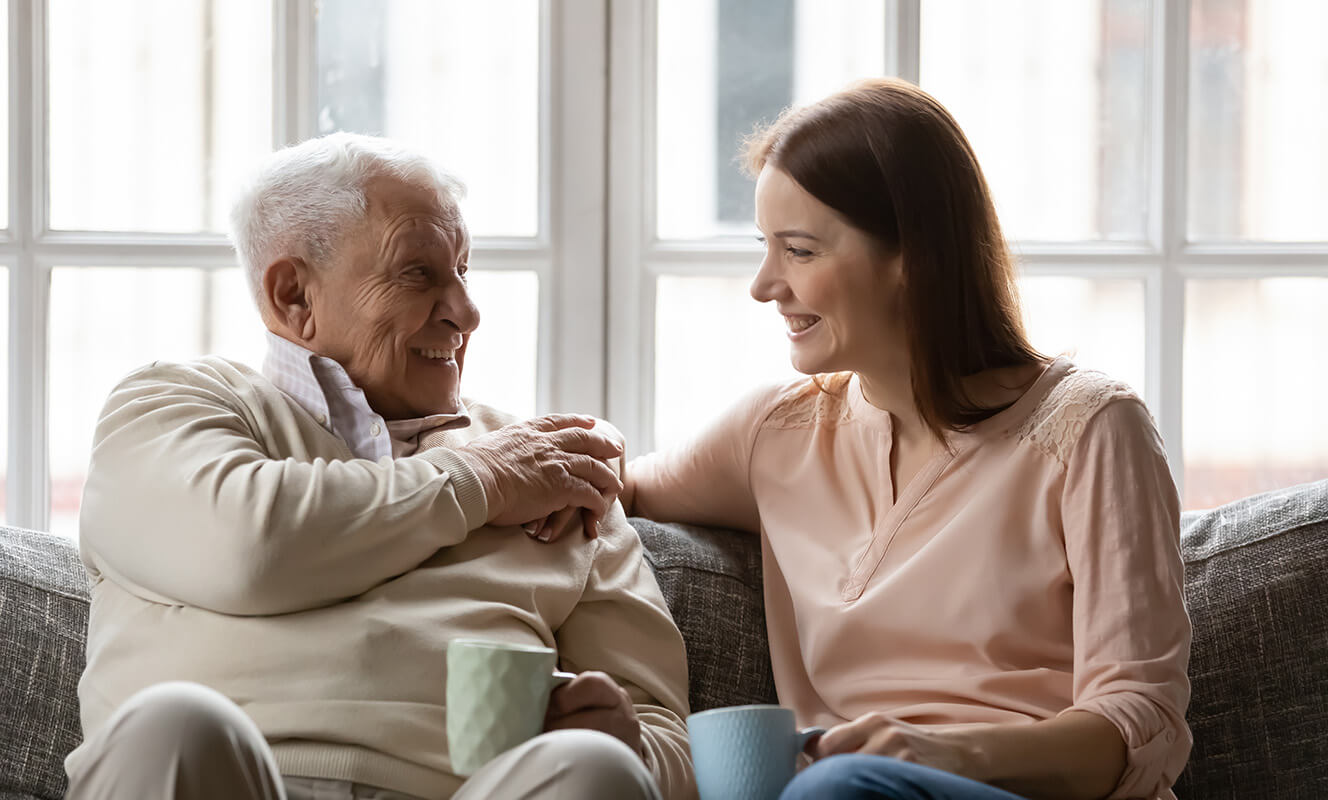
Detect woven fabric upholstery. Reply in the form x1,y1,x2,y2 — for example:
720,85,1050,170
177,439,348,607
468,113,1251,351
1173,480,1328,800
0,527,88,800
630,518,778,713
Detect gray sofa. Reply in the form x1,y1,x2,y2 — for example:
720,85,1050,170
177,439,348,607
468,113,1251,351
3,480,1325,799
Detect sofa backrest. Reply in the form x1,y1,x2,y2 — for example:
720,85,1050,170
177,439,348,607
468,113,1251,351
1,480,1324,799
1175,480,1328,798
0,526,88,800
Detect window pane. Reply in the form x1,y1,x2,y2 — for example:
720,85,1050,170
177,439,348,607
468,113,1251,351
49,268,265,537
316,0,539,238
654,275,799,450
48,0,272,233
459,270,538,419
656,0,887,239
1184,278,1328,510
920,0,1152,242
1018,276,1146,396
1189,0,1328,241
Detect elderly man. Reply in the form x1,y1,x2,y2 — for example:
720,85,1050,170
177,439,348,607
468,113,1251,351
64,133,694,800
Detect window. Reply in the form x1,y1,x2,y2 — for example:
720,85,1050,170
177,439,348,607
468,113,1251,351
609,0,1328,508
4,1,1323,533
9,1,604,534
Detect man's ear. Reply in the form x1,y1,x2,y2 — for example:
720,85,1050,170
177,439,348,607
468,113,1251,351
263,257,316,341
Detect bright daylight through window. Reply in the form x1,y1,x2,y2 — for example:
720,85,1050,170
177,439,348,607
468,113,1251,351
1,0,1324,536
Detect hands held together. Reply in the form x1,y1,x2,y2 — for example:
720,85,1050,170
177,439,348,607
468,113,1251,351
451,414,627,541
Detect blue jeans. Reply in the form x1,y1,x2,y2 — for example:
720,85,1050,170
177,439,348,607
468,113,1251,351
780,754,1029,800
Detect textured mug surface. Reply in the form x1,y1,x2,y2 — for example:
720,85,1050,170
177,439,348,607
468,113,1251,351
446,639,570,776
688,705,823,800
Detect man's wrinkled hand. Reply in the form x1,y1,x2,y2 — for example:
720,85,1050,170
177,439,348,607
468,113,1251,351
543,671,643,758
452,414,624,537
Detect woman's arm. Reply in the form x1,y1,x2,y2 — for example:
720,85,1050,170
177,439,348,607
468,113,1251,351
815,710,1125,799
624,381,798,532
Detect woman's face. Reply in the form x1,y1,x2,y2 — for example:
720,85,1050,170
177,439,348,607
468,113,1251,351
751,165,907,377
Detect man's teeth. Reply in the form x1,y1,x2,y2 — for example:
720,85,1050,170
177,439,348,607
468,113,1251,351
414,348,456,360
787,316,819,333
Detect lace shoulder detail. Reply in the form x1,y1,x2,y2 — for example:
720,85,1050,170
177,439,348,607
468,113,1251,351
762,372,854,430
1015,368,1140,467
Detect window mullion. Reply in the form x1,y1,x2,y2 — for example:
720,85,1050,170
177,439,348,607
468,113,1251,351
886,0,921,83
273,0,316,149
8,0,48,530
606,0,652,453
1152,0,1191,489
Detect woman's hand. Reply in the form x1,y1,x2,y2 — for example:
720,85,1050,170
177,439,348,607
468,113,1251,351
543,671,643,757
814,713,985,781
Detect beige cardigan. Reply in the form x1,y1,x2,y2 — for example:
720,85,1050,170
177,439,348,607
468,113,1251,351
68,357,695,799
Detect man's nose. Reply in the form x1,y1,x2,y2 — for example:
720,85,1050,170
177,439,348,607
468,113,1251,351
435,283,481,333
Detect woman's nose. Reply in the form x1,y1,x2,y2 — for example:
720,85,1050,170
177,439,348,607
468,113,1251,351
750,254,783,304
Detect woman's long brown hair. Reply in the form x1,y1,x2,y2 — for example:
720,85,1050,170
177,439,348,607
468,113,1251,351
745,77,1044,440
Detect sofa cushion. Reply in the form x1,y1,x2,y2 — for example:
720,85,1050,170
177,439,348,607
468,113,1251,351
0,527,89,800
1173,479,1328,800
631,518,778,713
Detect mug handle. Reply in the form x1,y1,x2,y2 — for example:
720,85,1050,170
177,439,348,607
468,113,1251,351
796,726,827,755
551,670,578,688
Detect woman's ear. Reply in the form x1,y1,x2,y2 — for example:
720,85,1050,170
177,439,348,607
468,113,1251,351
263,257,316,341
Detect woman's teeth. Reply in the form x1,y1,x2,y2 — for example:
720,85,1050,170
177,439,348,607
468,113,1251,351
414,348,456,360
786,316,820,333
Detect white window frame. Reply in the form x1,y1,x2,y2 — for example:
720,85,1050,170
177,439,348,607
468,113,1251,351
4,0,609,532
606,0,1328,500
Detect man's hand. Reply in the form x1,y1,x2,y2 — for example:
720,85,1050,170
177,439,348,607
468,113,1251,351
815,713,984,780
452,415,624,538
543,671,643,757
526,418,628,542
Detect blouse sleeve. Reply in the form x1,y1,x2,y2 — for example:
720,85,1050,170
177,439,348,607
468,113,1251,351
626,381,795,534
1060,398,1192,799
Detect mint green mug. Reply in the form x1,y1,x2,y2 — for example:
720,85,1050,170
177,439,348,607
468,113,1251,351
446,639,576,776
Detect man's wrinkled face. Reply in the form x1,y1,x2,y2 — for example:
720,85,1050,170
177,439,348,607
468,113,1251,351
307,176,480,419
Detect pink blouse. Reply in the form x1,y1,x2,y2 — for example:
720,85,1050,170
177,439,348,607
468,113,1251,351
629,358,1191,800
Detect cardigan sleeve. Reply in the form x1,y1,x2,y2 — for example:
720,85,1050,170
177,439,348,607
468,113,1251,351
554,504,697,799
79,361,487,616
626,380,795,534
1059,398,1192,799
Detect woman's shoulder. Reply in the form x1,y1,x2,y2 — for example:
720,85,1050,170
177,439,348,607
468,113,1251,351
760,372,855,431
1013,363,1148,467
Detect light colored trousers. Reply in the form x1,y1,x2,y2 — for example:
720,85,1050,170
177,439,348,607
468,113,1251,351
66,682,662,800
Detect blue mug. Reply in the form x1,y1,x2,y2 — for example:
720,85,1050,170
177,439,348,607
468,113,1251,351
687,705,825,800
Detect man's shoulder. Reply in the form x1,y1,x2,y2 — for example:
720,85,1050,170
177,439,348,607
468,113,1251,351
120,355,266,392
458,399,520,435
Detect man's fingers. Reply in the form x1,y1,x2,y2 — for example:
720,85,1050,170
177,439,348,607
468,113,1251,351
527,414,598,433
565,455,623,498
548,672,627,715
543,708,625,733
550,426,624,460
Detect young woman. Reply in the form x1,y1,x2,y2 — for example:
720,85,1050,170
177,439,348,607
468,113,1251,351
623,79,1191,800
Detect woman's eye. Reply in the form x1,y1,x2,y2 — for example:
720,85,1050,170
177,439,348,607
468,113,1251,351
785,246,813,258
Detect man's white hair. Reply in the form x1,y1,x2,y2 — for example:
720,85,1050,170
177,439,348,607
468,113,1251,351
229,132,466,308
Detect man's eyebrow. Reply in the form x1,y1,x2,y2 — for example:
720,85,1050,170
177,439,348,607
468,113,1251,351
773,229,820,240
